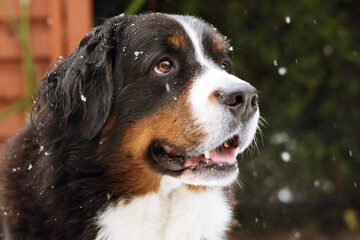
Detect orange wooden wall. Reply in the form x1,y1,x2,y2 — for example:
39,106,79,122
0,0,93,144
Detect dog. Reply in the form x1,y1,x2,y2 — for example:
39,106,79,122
0,13,259,240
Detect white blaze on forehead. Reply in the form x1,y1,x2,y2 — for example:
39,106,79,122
169,15,214,68
169,14,260,155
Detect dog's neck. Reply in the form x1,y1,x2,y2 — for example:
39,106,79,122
95,176,232,240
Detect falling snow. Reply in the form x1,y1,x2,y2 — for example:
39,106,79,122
270,132,290,145
134,51,143,56
28,164,33,171
314,180,320,187
281,152,291,162
81,95,87,102
278,187,293,203
285,16,291,24
134,51,144,60
165,83,170,92
278,67,287,75
273,59,278,66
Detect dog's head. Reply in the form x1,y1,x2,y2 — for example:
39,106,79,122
35,13,259,194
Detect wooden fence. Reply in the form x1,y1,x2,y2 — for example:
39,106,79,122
0,0,93,145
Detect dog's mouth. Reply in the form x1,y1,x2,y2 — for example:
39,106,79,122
149,135,240,173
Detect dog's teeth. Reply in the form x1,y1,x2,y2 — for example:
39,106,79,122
235,148,240,155
204,151,211,159
223,142,230,148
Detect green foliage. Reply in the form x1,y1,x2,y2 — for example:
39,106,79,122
344,208,360,231
125,0,147,14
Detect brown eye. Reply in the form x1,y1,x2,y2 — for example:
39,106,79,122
220,62,230,72
154,60,173,74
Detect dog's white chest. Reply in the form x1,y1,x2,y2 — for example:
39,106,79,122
95,178,232,240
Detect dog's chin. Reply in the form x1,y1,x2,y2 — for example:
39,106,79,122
149,134,242,186
178,164,239,187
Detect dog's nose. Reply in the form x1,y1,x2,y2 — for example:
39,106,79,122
218,83,258,119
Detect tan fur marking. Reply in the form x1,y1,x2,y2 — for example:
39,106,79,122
212,39,223,53
167,35,187,51
208,89,222,103
100,110,117,143
106,90,205,201
108,57,113,78
186,184,208,193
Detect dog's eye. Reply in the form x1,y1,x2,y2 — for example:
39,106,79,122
154,60,173,74
220,62,230,72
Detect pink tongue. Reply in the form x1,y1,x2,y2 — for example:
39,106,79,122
209,147,237,164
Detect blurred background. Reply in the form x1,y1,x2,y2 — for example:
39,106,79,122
1,0,359,239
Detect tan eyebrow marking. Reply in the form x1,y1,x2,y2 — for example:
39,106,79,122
167,35,188,51
212,39,223,53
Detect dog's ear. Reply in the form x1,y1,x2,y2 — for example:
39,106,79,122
36,15,126,139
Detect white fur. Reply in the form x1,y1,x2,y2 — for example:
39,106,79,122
189,68,259,153
179,166,239,187
170,15,260,187
96,177,232,240
169,15,213,69
3,222,10,240
172,16,260,154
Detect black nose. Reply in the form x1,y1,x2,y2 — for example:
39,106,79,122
218,83,258,120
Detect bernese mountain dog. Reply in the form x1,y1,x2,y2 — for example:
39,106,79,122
0,13,259,239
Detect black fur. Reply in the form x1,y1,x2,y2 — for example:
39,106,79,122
0,13,231,239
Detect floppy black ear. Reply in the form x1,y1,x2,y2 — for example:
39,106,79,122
36,15,126,139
